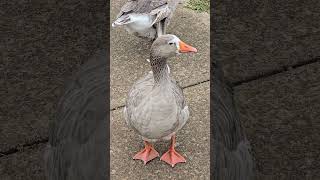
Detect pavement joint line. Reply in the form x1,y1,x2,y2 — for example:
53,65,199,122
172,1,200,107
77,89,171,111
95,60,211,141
291,56,320,69
0,138,48,158
110,79,210,111
232,57,320,87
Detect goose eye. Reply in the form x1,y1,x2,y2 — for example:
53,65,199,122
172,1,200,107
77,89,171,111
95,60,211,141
168,42,174,45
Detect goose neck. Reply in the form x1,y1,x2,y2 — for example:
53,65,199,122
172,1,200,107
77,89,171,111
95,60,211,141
150,55,170,84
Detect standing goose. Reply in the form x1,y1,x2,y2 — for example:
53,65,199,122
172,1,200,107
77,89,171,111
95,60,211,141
124,34,197,167
112,0,180,40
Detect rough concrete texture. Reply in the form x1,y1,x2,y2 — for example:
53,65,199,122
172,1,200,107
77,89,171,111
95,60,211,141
0,0,107,152
110,0,210,109
0,144,46,180
214,0,320,82
234,62,320,179
111,82,210,180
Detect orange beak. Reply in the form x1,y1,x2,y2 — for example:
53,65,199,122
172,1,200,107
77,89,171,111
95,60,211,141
179,41,198,53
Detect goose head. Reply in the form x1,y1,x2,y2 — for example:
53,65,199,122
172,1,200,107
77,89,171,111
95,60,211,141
150,34,197,59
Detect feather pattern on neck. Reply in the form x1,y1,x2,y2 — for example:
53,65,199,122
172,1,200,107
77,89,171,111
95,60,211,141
150,54,169,85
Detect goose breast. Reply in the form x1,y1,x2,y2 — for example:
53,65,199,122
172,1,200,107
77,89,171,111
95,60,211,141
124,74,188,141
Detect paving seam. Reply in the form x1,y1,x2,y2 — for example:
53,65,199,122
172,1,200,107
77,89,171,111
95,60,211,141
0,138,48,158
232,57,320,87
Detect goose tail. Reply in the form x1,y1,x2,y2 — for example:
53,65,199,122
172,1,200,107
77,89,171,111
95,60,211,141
112,15,132,27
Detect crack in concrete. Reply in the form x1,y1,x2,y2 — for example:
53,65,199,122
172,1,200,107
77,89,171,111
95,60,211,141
0,138,48,158
232,57,320,87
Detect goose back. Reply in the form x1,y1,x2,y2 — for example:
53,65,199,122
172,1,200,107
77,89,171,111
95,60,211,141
117,0,168,18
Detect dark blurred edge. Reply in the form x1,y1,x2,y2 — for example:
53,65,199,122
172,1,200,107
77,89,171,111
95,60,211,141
1,0,110,179
44,1,110,179
45,49,110,180
210,1,255,179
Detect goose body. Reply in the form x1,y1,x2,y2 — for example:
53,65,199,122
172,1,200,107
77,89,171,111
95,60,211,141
112,0,180,39
124,70,189,142
123,34,197,167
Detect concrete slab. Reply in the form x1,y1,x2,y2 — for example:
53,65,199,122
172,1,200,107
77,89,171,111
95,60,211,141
110,82,210,179
0,144,46,180
0,0,106,152
234,62,320,179
214,0,320,82
110,0,210,109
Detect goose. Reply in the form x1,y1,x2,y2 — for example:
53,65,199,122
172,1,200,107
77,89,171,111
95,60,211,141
123,34,197,167
112,0,180,40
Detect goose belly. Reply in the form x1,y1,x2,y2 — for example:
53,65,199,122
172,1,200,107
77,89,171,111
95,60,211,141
123,14,156,39
126,14,155,31
130,103,179,140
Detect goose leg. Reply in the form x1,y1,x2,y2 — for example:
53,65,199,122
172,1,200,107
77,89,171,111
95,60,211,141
133,141,159,165
162,20,167,35
156,22,163,37
160,135,186,167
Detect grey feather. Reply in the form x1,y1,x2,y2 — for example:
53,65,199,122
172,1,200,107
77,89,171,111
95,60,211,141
125,71,188,141
117,0,167,16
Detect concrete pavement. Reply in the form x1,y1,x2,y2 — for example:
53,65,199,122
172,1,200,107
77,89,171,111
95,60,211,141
0,0,107,153
214,0,320,83
234,62,320,179
0,144,46,180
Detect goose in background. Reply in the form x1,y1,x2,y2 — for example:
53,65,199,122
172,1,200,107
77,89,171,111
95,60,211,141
112,0,180,40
